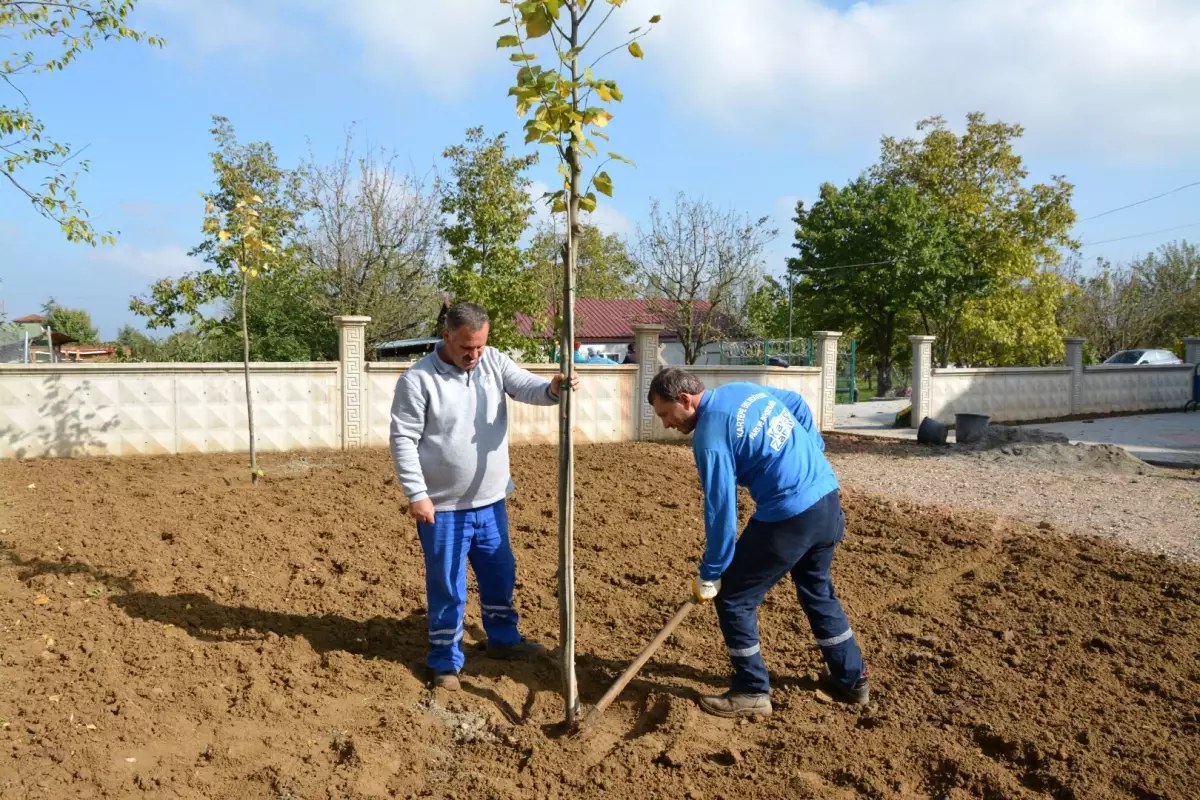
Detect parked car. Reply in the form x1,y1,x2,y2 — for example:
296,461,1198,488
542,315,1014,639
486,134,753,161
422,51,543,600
1102,348,1183,365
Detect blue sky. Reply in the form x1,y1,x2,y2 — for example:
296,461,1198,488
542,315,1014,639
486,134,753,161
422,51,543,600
2,0,1200,339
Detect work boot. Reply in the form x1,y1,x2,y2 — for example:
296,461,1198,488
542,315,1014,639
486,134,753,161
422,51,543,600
697,691,773,719
486,638,547,661
431,672,460,692
818,667,869,706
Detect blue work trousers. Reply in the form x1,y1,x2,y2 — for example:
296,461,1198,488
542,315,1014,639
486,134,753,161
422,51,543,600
714,489,865,695
416,500,523,675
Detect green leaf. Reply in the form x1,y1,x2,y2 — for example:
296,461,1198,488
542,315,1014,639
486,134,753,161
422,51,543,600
590,129,610,141
628,42,644,59
650,15,662,23
579,193,598,213
511,53,537,61
495,17,512,26
594,171,613,197
526,8,552,38
628,27,641,34
608,152,637,166
497,35,521,47
545,0,561,19
551,195,567,214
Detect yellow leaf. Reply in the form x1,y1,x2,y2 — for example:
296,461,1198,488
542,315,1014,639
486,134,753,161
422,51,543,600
597,86,612,102
218,230,231,242
628,42,644,59
33,594,49,606
251,195,263,204
590,111,613,128
205,199,215,214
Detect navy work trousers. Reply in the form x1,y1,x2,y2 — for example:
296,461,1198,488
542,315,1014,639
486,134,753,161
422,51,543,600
714,489,865,695
416,499,523,675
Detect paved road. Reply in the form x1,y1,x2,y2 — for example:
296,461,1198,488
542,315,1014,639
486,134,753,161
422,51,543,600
1020,413,1200,468
834,398,911,434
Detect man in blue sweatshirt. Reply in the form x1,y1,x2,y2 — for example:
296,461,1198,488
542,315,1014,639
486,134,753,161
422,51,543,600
647,367,868,718
390,303,577,691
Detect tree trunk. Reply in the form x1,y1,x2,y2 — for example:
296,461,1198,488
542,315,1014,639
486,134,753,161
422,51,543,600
556,13,580,727
242,277,258,486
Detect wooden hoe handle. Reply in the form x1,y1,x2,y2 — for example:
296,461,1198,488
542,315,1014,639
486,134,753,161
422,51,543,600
580,598,697,730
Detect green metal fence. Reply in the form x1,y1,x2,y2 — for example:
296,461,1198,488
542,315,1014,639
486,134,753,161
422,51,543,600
719,338,816,367
836,339,858,404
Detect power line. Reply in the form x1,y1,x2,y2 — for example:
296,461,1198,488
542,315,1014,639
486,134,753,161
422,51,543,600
1079,220,1200,247
1077,180,1200,222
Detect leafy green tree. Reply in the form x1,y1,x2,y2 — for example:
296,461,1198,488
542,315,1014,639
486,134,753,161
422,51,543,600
41,298,99,344
2,1,164,245
130,116,306,484
875,113,1078,366
527,219,638,337
437,126,541,353
790,179,951,395
498,0,659,723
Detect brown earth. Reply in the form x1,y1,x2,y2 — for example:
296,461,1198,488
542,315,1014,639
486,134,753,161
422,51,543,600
1,442,1198,799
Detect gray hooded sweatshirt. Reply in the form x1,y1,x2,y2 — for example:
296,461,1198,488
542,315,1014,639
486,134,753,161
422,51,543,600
389,344,558,511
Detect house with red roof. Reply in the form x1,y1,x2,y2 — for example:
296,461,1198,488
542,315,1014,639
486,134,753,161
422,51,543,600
515,298,744,365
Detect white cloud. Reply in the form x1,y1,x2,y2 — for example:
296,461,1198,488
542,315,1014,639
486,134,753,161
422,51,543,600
146,0,1200,160
87,245,197,280
648,0,1200,157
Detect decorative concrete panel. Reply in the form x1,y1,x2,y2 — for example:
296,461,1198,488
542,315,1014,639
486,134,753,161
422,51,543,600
930,368,1072,423
0,364,339,459
1080,366,1193,415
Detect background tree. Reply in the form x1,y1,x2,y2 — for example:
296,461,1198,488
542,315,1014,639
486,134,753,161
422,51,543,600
876,113,1078,366
637,193,776,364
790,179,951,395
1059,241,1199,362
1,1,163,245
130,116,305,484
499,0,659,724
526,218,638,337
301,129,444,353
437,126,540,354
40,297,99,344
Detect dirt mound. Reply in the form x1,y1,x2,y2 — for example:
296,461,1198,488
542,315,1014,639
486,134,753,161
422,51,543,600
2,443,1198,799
958,425,1153,474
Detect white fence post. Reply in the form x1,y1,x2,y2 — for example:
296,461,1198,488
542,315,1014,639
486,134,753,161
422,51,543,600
909,335,935,428
813,331,841,431
336,316,370,449
632,324,664,441
1065,337,1085,415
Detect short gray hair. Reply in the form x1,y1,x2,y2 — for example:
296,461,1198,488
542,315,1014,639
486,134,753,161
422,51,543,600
444,302,489,333
648,367,705,404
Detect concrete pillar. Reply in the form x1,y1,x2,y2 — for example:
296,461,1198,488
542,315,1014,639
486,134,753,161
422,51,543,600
813,331,842,431
1185,337,1200,366
632,324,664,441
909,335,936,428
1064,337,1085,415
336,315,371,449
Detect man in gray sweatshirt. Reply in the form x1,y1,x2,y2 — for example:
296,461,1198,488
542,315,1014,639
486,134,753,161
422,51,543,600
389,302,576,690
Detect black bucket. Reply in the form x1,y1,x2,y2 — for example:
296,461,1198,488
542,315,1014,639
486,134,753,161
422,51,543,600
955,413,991,445
917,416,948,446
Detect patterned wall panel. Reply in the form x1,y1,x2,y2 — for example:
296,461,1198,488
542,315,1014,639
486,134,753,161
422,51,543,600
1080,366,1193,415
0,364,339,459
930,368,1072,424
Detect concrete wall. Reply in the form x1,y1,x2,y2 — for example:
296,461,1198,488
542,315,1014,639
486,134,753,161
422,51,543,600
1080,365,1194,415
930,368,1072,424
0,362,340,459
911,335,1197,427
0,319,834,460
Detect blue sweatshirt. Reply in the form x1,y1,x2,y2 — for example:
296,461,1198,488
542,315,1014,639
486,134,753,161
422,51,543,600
692,382,839,580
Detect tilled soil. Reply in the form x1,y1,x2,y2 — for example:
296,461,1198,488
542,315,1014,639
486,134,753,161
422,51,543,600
1,443,1198,799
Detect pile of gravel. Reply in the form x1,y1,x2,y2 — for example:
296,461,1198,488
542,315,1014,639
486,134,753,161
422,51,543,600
956,425,1153,475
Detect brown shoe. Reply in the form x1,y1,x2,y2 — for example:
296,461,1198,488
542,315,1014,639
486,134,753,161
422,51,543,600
697,691,773,719
431,672,460,691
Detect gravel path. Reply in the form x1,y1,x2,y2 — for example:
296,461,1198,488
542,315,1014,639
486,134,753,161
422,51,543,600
825,434,1200,564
